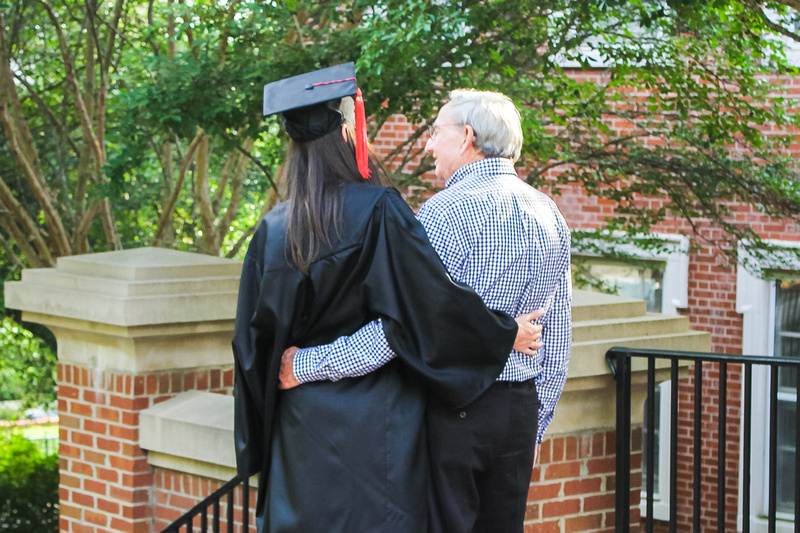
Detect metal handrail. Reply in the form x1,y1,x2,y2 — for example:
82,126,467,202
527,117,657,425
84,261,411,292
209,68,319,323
606,346,800,533
161,473,250,533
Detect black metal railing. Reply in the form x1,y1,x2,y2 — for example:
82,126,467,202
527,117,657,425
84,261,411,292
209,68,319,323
161,474,250,533
606,347,800,533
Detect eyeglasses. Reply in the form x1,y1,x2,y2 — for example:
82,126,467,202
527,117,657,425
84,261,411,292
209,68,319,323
427,123,462,140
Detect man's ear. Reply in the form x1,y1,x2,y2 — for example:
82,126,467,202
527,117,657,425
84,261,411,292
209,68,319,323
461,124,477,153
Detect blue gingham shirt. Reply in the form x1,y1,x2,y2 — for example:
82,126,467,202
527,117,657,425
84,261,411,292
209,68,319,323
293,158,572,442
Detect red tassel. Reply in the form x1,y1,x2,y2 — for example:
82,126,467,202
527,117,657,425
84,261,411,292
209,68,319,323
355,88,370,180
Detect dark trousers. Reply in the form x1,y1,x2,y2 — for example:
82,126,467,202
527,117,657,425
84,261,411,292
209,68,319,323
426,380,539,533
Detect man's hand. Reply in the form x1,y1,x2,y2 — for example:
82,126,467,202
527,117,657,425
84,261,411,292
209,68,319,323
513,308,544,356
279,347,301,390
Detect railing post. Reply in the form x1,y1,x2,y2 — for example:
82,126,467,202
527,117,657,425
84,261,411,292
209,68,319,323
645,355,655,533
693,361,702,533
609,348,632,533
669,360,679,533
796,365,800,533
769,365,778,533
718,361,727,533
743,363,752,533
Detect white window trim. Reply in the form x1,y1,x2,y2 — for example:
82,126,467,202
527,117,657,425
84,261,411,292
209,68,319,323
736,240,800,532
572,232,689,315
574,231,688,521
641,380,673,521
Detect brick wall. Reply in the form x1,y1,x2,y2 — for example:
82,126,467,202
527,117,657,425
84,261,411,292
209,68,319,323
146,428,643,533
57,363,233,532
152,470,256,532
524,429,643,532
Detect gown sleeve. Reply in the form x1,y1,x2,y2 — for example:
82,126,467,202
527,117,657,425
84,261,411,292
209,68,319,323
362,189,518,408
231,221,278,478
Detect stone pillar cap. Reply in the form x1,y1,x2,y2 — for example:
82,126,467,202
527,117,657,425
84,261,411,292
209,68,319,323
5,247,243,327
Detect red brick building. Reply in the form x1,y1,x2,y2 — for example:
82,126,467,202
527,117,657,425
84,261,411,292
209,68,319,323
370,72,800,532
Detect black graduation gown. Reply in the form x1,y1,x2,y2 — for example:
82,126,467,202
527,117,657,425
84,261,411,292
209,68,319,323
232,184,518,532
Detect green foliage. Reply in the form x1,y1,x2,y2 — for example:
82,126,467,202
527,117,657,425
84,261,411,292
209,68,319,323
101,0,316,254
3,0,800,269
348,0,800,262
0,318,56,408
0,405,18,422
0,431,58,531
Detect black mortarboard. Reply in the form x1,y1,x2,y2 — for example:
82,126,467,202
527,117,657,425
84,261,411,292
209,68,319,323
263,62,370,179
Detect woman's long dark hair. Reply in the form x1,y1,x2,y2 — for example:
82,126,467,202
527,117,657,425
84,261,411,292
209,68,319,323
282,123,384,273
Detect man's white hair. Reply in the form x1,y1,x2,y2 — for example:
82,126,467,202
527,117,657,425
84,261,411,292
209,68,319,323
446,89,523,161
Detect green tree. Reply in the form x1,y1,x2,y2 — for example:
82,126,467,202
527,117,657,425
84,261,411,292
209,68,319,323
0,0,129,267
2,0,800,271
0,0,283,266
351,0,800,263
0,317,56,408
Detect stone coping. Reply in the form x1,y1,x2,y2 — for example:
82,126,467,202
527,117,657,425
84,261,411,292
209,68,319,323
5,248,242,327
140,391,237,481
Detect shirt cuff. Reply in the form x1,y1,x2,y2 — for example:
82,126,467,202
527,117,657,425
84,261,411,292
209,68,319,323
293,347,343,384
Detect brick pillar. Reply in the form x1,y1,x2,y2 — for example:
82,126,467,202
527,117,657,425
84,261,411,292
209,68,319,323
5,248,241,533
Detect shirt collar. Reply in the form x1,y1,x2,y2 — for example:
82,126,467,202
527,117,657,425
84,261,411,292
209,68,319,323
445,158,517,188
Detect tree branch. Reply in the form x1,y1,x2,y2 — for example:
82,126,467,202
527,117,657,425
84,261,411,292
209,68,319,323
0,213,44,268
100,197,121,250
0,230,26,271
740,0,800,42
193,133,218,254
152,131,205,245
103,0,126,73
218,137,254,250
0,106,72,257
231,142,282,200
224,185,277,259
73,198,101,253
217,0,241,66
39,0,105,170
12,72,80,156
0,174,55,267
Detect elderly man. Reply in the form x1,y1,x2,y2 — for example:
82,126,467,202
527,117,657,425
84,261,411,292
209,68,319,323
281,89,572,533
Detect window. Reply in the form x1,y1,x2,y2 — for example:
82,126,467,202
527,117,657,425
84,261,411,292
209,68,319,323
737,241,800,532
573,232,689,521
773,279,800,515
572,232,689,314
576,259,664,312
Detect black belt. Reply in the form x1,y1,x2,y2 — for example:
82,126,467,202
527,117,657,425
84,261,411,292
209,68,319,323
491,378,535,389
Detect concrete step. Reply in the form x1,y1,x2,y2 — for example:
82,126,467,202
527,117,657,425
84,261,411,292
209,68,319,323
569,331,712,378
572,313,693,343
572,289,647,322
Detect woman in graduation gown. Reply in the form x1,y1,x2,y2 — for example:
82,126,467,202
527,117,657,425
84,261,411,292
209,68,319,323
232,64,525,533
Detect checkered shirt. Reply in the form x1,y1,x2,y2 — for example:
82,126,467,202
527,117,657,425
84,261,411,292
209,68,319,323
293,158,572,443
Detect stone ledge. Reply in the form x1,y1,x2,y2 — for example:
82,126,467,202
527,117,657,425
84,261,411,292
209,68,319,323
140,391,236,477
5,248,242,327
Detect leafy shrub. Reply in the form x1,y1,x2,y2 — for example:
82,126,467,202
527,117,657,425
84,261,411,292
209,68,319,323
0,405,18,422
0,431,58,531
0,318,57,408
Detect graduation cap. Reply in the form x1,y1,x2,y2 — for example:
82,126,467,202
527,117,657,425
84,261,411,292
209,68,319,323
263,62,370,179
